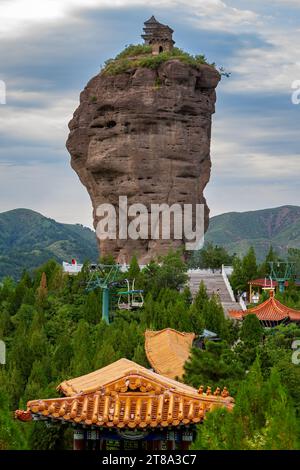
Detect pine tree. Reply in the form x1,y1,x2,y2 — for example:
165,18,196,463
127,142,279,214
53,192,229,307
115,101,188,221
132,343,149,367
194,281,208,311
192,357,300,450
259,246,278,278
71,320,94,376
242,247,258,284
52,333,73,377
188,243,234,270
93,342,120,369
202,295,228,338
240,314,263,345
83,291,102,324
29,421,68,450
127,255,140,281
10,280,27,315
192,357,265,450
24,359,50,403
156,250,188,291
230,256,244,292
0,383,28,450
262,368,299,449
184,341,244,392
36,272,48,309
182,286,192,306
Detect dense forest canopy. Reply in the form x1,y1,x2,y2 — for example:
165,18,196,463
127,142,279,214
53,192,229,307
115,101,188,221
0,250,300,450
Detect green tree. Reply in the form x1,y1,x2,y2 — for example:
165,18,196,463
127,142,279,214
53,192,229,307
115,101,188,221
70,320,94,376
188,243,234,270
93,342,120,369
52,333,73,377
132,343,149,367
262,368,299,450
83,291,101,324
0,384,28,450
184,341,244,393
240,314,263,345
192,358,300,450
127,255,140,280
24,359,50,403
202,295,228,338
193,281,209,311
259,246,278,278
142,250,187,293
243,247,258,281
230,247,258,293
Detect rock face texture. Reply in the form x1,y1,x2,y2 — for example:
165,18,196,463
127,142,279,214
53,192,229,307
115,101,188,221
66,59,220,263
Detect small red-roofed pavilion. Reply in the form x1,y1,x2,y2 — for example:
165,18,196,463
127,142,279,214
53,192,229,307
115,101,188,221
229,290,300,327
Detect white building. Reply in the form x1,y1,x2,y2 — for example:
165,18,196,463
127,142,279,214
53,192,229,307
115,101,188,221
62,259,83,275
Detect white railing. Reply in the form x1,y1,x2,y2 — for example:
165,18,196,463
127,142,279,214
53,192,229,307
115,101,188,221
187,268,222,275
222,265,234,276
221,264,236,302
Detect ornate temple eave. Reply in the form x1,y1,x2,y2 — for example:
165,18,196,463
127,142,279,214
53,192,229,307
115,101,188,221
16,388,233,429
15,359,234,433
229,294,300,323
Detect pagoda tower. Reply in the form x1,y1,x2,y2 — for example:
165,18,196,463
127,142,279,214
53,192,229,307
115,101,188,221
141,15,175,55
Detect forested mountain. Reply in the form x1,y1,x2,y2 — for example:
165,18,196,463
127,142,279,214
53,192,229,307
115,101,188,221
206,205,300,261
0,209,98,280
1,205,299,280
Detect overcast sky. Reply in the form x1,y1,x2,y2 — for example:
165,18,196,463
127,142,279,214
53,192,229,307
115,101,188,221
0,0,299,227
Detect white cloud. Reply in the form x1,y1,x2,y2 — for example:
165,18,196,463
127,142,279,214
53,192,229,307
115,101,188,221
0,0,99,37
188,0,259,33
206,110,300,215
222,28,300,93
0,0,259,37
0,92,77,145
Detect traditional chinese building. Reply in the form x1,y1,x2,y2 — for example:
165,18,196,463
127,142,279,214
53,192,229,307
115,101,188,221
229,289,300,327
248,278,300,302
142,16,175,55
16,358,233,450
145,328,196,380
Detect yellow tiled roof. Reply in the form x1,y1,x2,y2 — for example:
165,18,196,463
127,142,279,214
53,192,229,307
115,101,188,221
16,358,234,429
145,329,196,380
58,358,199,397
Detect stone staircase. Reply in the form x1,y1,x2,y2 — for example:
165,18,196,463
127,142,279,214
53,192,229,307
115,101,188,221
188,269,242,317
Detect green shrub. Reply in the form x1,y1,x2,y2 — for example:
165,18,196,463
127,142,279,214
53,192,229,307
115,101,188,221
115,44,152,59
102,44,212,76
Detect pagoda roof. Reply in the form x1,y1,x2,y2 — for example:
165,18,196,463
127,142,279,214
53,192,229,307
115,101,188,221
145,329,195,380
248,278,300,288
143,16,174,33
57,358,198,397
144,15,160,24
15,358,233,429
229,293,300,323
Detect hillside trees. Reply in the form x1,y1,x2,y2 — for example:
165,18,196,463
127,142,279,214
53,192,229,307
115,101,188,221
192,359,299,450
0,249,299,450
